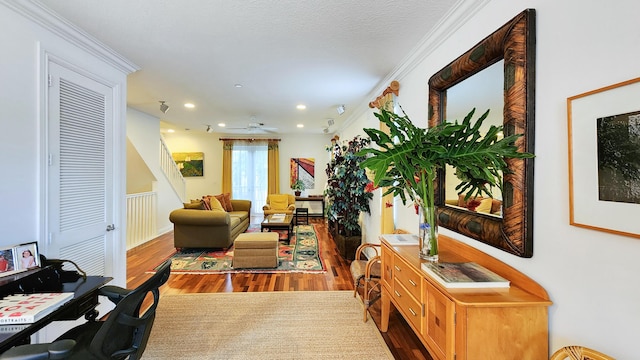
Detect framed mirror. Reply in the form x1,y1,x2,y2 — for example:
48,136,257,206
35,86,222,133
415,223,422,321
428,9,536,257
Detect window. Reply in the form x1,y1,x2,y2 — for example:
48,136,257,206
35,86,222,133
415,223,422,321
232,144,268,216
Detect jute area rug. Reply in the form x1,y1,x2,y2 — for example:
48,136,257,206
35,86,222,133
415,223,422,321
141,291,393,360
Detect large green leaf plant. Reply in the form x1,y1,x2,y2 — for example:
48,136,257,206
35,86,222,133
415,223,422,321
357,107,534,257
324,135,373,237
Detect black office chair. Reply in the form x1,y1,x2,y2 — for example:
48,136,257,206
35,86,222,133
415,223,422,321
0,259,171,360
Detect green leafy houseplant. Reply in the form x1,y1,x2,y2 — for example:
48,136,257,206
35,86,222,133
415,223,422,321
291,179,305,195
324,135,373,259
358,107,534,260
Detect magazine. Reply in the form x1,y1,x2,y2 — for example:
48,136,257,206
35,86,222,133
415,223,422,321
421,262,510,289
380,234,419,245
0,293,74,324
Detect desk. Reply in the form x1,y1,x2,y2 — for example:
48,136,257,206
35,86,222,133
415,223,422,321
0,272,112,353
295,196,324,218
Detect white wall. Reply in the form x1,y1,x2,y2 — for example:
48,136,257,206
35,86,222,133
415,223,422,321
0,2,131,284
277,133,332,196
0,1,134,341
126,138,155,194
339,0,639,357
126,108,182,235
162,132,332,207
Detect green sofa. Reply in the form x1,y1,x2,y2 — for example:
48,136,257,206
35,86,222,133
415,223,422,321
169,199,252,249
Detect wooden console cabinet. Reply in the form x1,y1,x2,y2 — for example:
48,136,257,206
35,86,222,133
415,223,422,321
380,235,552,360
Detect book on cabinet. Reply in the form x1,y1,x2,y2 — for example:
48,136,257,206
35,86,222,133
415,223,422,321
421,261,510,288
380,233,419,246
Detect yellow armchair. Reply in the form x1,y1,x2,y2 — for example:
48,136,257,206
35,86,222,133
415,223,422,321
263,194,296,217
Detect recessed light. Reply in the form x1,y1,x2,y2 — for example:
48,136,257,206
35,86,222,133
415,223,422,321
167,129,175,133
296,104,306,110
218,123,226,127
234,84,243,88
184,103,195,109
297,124,304,128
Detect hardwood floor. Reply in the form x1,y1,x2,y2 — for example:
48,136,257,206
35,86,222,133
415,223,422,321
127,218,432,360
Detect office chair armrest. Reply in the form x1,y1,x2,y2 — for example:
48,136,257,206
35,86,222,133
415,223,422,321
0,339,76,360
99,285,131,305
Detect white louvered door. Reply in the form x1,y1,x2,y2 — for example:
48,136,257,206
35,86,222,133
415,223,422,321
46,62,114,277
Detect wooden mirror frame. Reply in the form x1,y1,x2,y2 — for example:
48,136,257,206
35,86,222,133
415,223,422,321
428,9,536,257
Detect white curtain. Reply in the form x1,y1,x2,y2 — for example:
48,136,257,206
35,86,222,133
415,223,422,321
232,143,268,217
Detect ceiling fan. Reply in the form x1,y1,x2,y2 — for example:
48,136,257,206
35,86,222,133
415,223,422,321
225,119,278,133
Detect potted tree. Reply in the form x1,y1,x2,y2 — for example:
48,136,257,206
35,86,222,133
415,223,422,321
291,179,305,196
324,135,373,260
358,107,534,261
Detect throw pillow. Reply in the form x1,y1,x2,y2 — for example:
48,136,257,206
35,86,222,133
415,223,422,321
457,194,473,207
476,198,493,213
223,193,233,212
183,201,204,210
458,194,483,208
491,199,502,214
270,194,289,210
212,194,227,211
201,196,212,210
209,196,226,212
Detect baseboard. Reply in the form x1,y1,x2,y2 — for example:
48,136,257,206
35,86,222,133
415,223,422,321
157,225,173,235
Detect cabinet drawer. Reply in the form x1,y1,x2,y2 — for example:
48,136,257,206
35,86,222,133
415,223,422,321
393,254,422,300
381,243,394,289
393,278,422,332
423,279,455,360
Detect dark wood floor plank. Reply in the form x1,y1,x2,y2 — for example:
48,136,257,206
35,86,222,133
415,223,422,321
126,218,432,360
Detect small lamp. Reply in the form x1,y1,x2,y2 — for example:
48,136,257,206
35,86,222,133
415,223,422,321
159,101,169,114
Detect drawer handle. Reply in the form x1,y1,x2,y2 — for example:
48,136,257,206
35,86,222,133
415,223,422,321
394,265,401,272
408,279,417,287
409,307,417,317
394,290,401,298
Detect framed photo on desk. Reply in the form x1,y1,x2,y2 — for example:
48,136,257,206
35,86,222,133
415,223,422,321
0,242,40,278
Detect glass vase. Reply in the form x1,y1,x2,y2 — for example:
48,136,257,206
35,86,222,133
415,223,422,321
418,204,438,261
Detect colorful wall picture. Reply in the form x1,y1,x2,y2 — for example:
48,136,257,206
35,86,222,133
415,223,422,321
290,158,315,190
173,152,204,177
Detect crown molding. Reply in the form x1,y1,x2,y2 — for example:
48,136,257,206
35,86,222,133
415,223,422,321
390,0,492,80
1,0,140,74
340,0,492,132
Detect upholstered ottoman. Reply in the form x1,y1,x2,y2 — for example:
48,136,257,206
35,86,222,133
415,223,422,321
232,232,279,268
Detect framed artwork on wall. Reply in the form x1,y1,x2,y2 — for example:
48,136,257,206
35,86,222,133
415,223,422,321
567,77,640,238
290,158,315,189
172,152,204,177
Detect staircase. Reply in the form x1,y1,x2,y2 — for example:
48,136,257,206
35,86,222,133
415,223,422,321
125,136,186,249
160,136,186,202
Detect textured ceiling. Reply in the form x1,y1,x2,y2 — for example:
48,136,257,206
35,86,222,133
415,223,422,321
38,0,457,135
